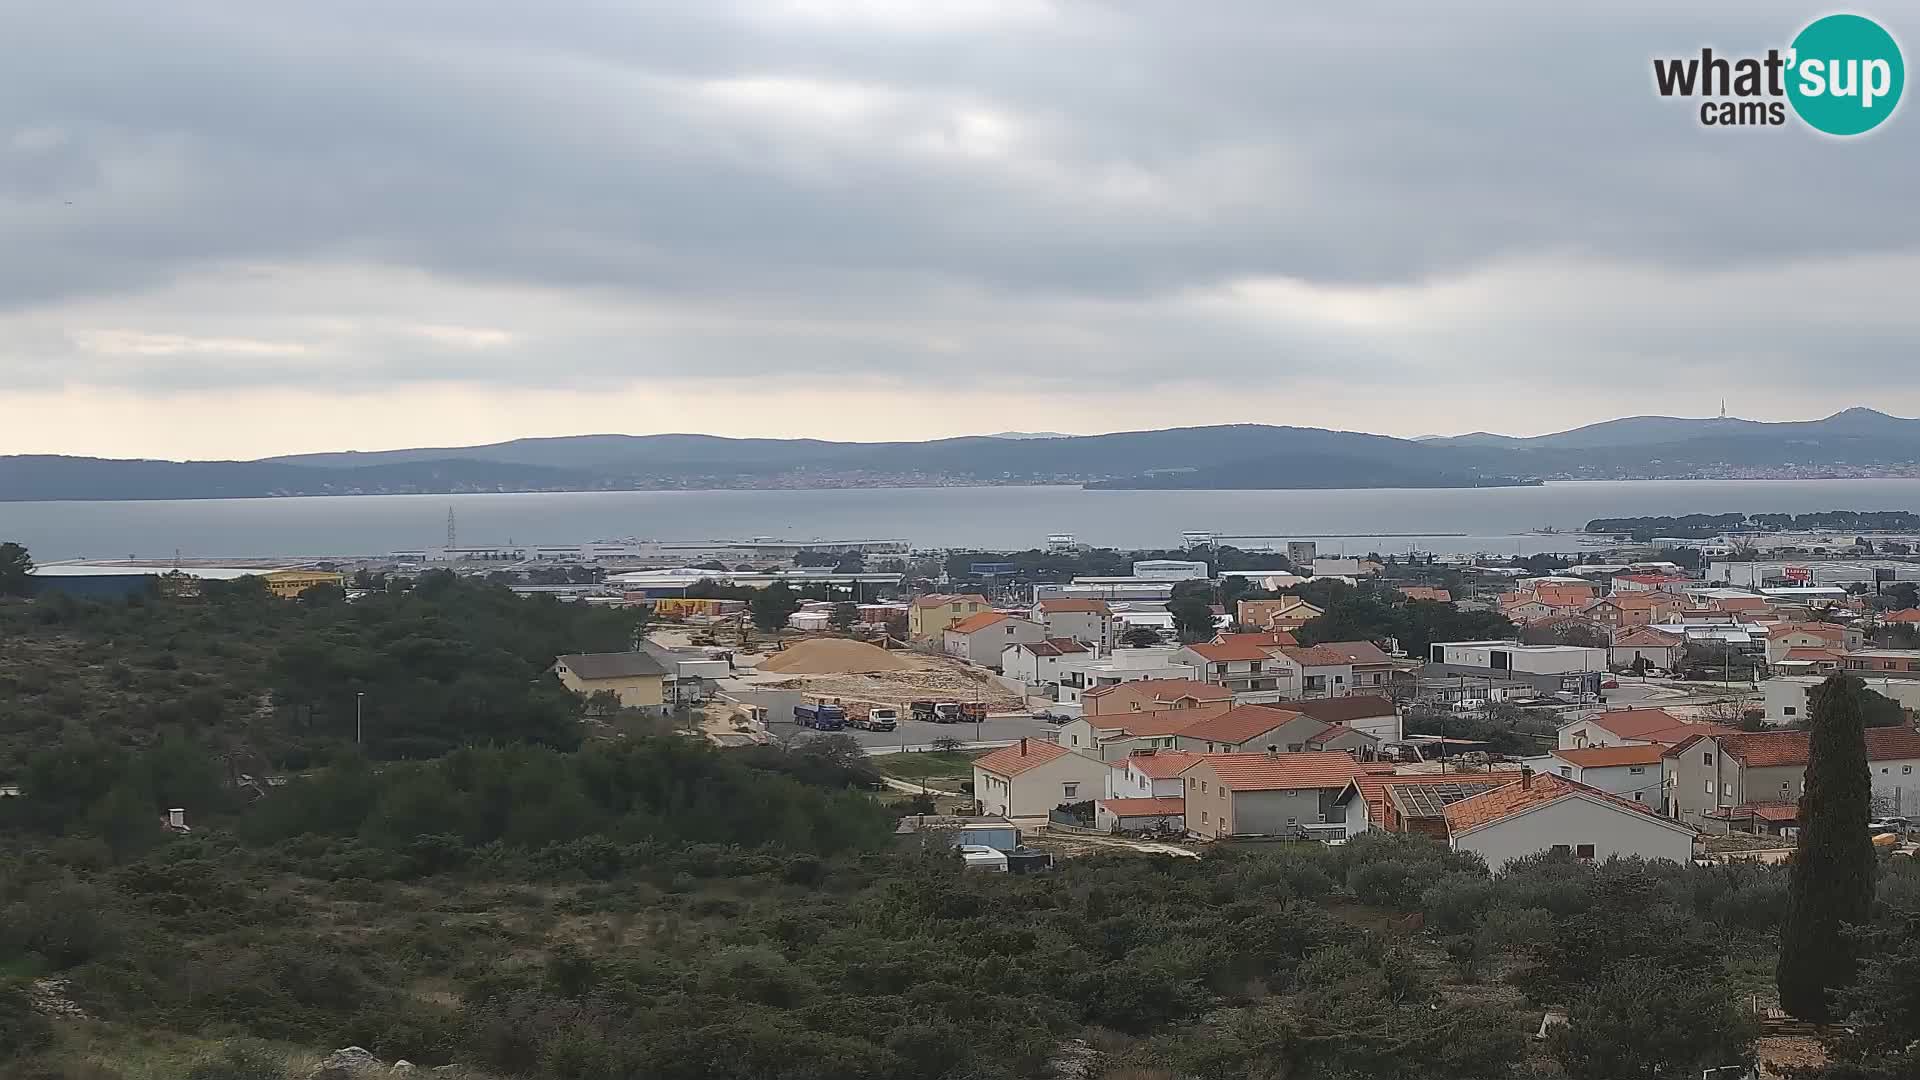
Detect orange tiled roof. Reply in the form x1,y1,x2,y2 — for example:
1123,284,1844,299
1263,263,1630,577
1097,796,1185,816
1281,645,1353,667
947,611,1010,634
1105,713,1209,738
1176,704,1304,744
1290,695,1398,724
1612,627,1683,647
1186,640,1276,662
1582,708,1684,739
1675,727,1920,769
1442,772,1679,834
1214,630,1299,648
1781,647,1841,662
1082,678,1231,703
1884,609,1920,624
1313,640,1393,665
1553,744,1667,768
1398,586,1453,603
1192,751,1361,792
973,738,1073,777
1122,749,1207,777
1307,723,1375,746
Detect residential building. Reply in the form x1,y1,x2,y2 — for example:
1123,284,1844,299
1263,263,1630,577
1441,771,1698,869
1106,748,1207,799
1333,771,1523,837
944,613,1046,669
1274,645,1357,699
1765,622,1862,663
1557,708,1735,751
1000,638,1090,687
1212,629,1299,649
1058,712,1202,761
1062,655,1206,703
1312,640,1403,693
1582,591,1676,630
1178,639,1291,700
908,593,992,640
1174,705,1377,755
1613,573,1695,595
1397,586,1453,603
1882,608,1920,625
1094,796,1186,834
1081,678,1232,719
1665,726,1920,825
1236,597,1324,631
1764,673,1920,725
1608,627,1686,671
259,568,348,599
552,652,669,713
972,738,1113,818
1843,649,1920,679
1773,648,1842,676
1288,695,1403,742
1179,752,1362,838
1498,594,1556,623
1523,744,1667,806
1533,582,1599,610
1031,598,1115,649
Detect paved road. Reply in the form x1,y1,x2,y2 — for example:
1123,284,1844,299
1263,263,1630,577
771,713,1061,751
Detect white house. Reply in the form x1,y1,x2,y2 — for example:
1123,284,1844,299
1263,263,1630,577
1289,695,1403,743
1555,708,1730,751
1058,648,1200,703
1441,771,1697,869
1105,748,1205,799
1031,598,1115,649
1765,673,1920,725
943,612,1047,670
1521,744,1666,807
1607,627,1686,671
971,738,1113,818
1000,638,1091,688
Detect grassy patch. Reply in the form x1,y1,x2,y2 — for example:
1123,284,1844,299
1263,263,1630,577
873,750,978,782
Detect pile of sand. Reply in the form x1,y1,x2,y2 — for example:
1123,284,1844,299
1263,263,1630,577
756,638,912,675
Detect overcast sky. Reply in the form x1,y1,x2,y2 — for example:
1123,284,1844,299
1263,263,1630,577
4,1,1917,459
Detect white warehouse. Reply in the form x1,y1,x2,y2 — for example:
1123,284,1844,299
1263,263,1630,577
1429,641,1608,676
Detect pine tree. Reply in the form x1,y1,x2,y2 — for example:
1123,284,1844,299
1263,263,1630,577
1777,673,1877,1022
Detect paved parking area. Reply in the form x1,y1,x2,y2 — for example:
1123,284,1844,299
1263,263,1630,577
774,714,1060,752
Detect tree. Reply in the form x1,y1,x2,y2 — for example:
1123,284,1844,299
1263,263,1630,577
0,541,32,597
1121,625,1163,648
1549,960,1757,1080
1519,619,1608,648
1778,673,1878,1022
1168,582,1215,644
830,601,858,631
750,582,802,632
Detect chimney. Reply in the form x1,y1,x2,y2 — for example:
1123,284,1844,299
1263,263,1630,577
1019,738,1028,756
1520,766,1534,789
1266,744,1280,759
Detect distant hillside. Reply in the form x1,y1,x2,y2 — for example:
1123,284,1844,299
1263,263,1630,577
7,408,1920,500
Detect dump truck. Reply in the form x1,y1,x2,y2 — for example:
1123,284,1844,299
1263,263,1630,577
794,698,848,731
846,702,898,732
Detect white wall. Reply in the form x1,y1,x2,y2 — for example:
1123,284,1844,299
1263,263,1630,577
1451,794,1694,870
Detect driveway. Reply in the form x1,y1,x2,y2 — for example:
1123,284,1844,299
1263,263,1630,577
773,713,1059,752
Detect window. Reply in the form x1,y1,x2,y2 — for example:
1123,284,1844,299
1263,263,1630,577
1906,766,1914,776
1634,792,1644,802
1201,811,1208,824
1218,788,1224,801
1629,766,1645,775
1286,817,1297,826
1576,844,1596,860
1551,844,1571,855
1784,707,1797,716
1558,766,1572,778
1705,780,1715,794
1070,735,1078,746
1063,784,1078,799
1723,783,1734,797
1703,752,1713,766
1201,781,1208,793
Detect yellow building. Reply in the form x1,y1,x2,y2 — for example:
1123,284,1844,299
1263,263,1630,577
907,593,992,641
552,652,669,713
260,568,346,599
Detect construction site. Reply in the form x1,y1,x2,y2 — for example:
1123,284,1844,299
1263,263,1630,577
738,637,1023,712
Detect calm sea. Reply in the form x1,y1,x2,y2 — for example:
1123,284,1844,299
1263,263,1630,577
6,479,1920,562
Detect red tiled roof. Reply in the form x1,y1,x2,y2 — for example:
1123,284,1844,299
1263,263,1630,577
1552,744,1667,768
1536,584,1598,607
947,611,1010,634
1192,752,1361,792
1579,709,1737,745
1036,599,1111,614
1398,586,1453,603
1214,630,1299,648
1307,723,1376,746
1781,647,1841,662
1186,640,1276,662
1082,678,1231,703
1289,696,1398,724
1281,645,1353,667
1884,609,1920,624
1122,749,1207,777
1442,772,1687,835
1590,592,1666,611
1015,638,1089,658
1105,713,1208,738
913,593,989,608
1707,802,1799,823
1176,704,1304,744
1313,640,1394,666
1345,771,1525,828
1768,622,1844,639
973,738,1073,777
1711,596,1771,612
1612,627,1683,647
1682,727,1920,769
1097,796,1185,817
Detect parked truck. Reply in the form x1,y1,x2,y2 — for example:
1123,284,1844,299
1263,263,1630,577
846,702,898,732
912,701,987,724
794,699,848,731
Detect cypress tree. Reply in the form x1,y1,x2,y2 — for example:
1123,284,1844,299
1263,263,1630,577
1776,673,1877,1022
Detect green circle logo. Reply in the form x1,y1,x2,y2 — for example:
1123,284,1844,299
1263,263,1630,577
1787,14,1904,135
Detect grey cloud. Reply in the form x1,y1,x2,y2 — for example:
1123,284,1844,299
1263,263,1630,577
1,0,1918,414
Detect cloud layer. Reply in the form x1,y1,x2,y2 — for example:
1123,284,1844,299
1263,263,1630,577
4,1,1918,457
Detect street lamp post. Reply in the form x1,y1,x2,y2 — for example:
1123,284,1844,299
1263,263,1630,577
356,692,365,745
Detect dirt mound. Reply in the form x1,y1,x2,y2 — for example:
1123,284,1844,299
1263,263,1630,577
756,638,911,675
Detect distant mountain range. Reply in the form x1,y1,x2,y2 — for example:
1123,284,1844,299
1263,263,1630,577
6,408,1920,501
